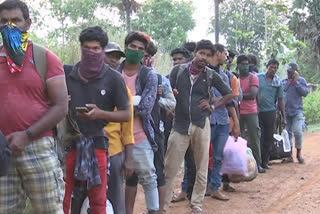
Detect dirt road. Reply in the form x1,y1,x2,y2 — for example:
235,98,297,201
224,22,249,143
134,131,320,214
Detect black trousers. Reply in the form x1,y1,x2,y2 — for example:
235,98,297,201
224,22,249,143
259,110,276,165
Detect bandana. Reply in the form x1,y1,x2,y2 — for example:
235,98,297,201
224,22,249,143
0,23,29,73
190,61,204,76
79,48,105,79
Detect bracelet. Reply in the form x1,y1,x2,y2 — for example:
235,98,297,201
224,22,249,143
25,129,33,139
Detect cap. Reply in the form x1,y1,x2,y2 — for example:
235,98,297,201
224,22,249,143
0,131,12,176
104,42,125,57
287,62,298,72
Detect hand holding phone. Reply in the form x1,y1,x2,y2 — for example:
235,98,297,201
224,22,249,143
75,107,89,113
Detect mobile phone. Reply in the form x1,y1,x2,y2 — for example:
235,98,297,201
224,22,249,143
75,107,89,113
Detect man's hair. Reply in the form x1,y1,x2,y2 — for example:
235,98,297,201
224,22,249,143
212,44,225,55
195,40,214,54
237,54,249,64
183,41,197,53
170,47,191,59
228,50,236,58
125,31,149,49
247,54,258,65
146,41,158,56
0,0,29,20
79,26,108,48
266,58,279,67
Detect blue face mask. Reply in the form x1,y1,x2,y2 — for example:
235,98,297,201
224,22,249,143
1,23,30,68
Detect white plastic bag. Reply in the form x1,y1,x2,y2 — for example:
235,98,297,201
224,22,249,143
80,197,114,214
281,129,291,152
221,136,248,176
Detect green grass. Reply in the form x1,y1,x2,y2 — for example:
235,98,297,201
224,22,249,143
306,122,320,133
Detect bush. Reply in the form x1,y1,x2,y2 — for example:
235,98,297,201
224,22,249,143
304,90,320,124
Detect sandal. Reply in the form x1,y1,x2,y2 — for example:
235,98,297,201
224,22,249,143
191,206,203,214
171,190,187,203
282,156,294,163
297,156,305,164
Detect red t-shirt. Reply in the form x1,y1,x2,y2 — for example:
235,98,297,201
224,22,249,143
0,42,64,137
240,74,259,115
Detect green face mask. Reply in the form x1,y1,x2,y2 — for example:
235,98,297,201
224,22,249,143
238,64,250,76
125,49,144,64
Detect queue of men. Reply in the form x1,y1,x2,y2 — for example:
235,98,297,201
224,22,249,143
0,1,310,214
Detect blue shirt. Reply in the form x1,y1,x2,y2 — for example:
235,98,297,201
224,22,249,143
282,77,309,116
257,72,284,112
210,67,231,125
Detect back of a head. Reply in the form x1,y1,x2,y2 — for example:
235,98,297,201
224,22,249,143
247,54,258,66
79,26,108,48
183,41,197,53
170,47,191,59
0,0,29,20
228,50,236,58
212,44,225,55
195,40,214,54
125,31,149,49
146,41,158,56
287,62,298,71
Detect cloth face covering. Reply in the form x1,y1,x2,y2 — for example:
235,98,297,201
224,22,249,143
79,48,105,79
0,23,29,73
238,64,250,76
125,49,144,64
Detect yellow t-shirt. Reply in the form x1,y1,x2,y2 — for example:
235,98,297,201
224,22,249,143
104,87,134,156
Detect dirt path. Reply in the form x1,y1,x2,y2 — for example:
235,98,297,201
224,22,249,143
133,131,320,214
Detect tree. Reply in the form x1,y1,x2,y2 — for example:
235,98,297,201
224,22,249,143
211,0,265,55
132,0,195,52
289,0,320,82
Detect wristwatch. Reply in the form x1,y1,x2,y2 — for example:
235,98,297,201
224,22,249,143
25,129,33,139
211,104,216,112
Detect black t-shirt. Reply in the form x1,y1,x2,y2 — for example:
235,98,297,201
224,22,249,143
66,63,130,149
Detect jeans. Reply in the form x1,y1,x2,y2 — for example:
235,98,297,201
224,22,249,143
210,124,230,191
286,112,304,150
125,139,159,211
108,152,125,214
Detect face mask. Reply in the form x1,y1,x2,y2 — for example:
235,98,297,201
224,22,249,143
79,48,105,79
125,49,144,64
0,23,29,73
238,64,250,76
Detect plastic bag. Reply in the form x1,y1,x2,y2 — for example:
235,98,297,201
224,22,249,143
221,136,248,176
80,197,114,214
228,148,258,183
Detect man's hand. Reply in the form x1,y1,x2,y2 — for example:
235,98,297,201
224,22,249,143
199,99,212,112
78,104,102,120
123,157,134,179
282,117,287,129
157,85,163,97
231,121,241,140
173,88,179,96
292,71,299,83
7,131,30,156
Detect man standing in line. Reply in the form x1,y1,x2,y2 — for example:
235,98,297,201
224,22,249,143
282,63,309,164
119,31,160,214
63,26,131,214
0,0,68,213
237,55,265,173
257,59,286,170
163,40,233,214
104,41,135,214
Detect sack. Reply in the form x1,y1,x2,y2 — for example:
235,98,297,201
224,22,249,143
269,129,292,160
221,136,248,176
228,148,258,183
80,197,114,214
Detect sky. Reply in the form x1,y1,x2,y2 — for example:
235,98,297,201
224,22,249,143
188,0,214,42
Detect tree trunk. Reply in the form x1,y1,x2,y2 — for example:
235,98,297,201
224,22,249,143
123,0,131,32
214,0,220,43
